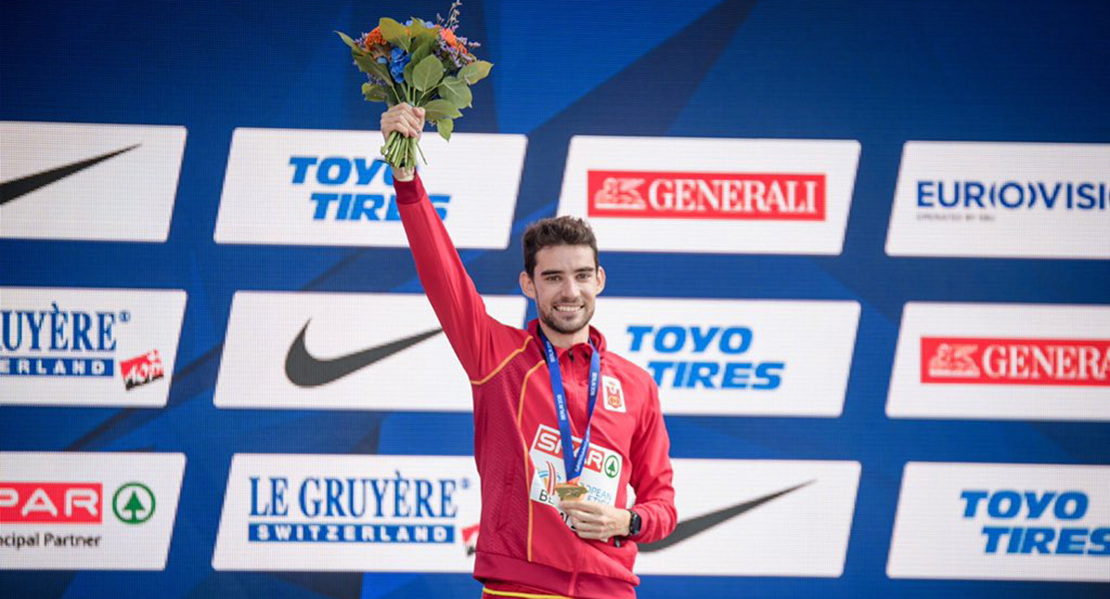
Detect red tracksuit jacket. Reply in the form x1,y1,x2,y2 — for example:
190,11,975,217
395,173,676,599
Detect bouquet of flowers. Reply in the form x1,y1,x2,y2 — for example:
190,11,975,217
337,1,492,169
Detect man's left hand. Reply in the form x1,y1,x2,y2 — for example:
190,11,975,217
560,500,631,542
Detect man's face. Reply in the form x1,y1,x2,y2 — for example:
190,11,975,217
520,244,605,339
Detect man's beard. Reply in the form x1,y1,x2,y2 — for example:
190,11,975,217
539,302,595,336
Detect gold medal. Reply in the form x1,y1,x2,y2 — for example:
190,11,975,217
554,482,587,502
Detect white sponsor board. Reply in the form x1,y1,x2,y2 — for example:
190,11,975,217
888,462,1110,582
558,136,860,254
590,299,860,416
528,425,624,519
212,454,480,572
886,141,1110,259
214,128,526,248
887,303,1110,421
0,452,186,570
636,459,860,576
213,291,527,411
1,287,188,407
0,121,186,242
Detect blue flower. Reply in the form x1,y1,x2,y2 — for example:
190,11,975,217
389,46,411,83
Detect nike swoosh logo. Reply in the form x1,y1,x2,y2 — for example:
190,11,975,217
639,480,814,553
0,144,140,205
284,320,444,387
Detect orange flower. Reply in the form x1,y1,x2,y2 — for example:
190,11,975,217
440,27,458,47
363,27,386,49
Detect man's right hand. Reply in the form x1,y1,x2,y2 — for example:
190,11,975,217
380,103,426,142
380,103,426,181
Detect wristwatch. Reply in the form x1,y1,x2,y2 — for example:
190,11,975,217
626,509,642,538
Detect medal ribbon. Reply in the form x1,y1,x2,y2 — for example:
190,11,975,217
538,329,600,484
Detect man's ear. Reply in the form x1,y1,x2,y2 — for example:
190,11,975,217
519,270,536,299
596,265,606,295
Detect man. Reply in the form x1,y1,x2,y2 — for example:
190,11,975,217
382,103,676,599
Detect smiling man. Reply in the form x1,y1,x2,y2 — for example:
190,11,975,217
383,103,676,599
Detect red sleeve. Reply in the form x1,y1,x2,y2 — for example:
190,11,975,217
395,172,503,381
628,380,677,544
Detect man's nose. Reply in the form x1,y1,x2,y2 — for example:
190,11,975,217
558,278,579,298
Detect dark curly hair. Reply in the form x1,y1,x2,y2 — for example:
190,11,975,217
521,216,599,278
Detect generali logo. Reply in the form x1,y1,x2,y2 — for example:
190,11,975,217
887,303,1110,421
921,337,1109,387
586,170,826,220
559,136,859,254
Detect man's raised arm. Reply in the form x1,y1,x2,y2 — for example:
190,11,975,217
384,103,505,382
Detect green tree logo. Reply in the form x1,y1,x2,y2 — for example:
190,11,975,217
112,482,156,525
604,455,620,479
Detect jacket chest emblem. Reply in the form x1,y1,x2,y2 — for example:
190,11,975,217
602,375,626,413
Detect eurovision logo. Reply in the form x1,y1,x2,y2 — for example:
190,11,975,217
587,170,825,220
0,452,185,571
589,299,859,416
888,303,1110,421
0,121,186,242
213,291,526,411
214,128,525,248
559,136,859,254
212,454,481,572
888,462,1110,582
886,141,1110,259
0,288,187,407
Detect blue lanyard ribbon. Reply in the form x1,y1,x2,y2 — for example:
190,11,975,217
538,329,600,483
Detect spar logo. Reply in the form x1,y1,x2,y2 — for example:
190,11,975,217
917,180,1107,213
627,325,784,390
531,426,620,482
587,170,825,220
0,481,155,526
961,489,1109,556
0,303,162,391
922,337,1109,387
288,156,450,222
246,471,469,544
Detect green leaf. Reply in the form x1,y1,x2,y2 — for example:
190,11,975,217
336,31,364,54
437,76,472,109
409,36,435,66
354,54,394,83
411,55,445,93
408,18,437,47
385,85,401,106
437,118,454,141
405,40,434,86
403,59,416,85
379,18,410,52
458,60,493,85
424,99,463,121
362,83,389,103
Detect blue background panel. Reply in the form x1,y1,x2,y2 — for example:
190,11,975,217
2,1,1109,597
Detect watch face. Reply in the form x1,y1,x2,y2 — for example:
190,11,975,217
629,510,642,536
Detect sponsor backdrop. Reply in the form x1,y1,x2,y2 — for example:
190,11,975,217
1,1,1107,598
